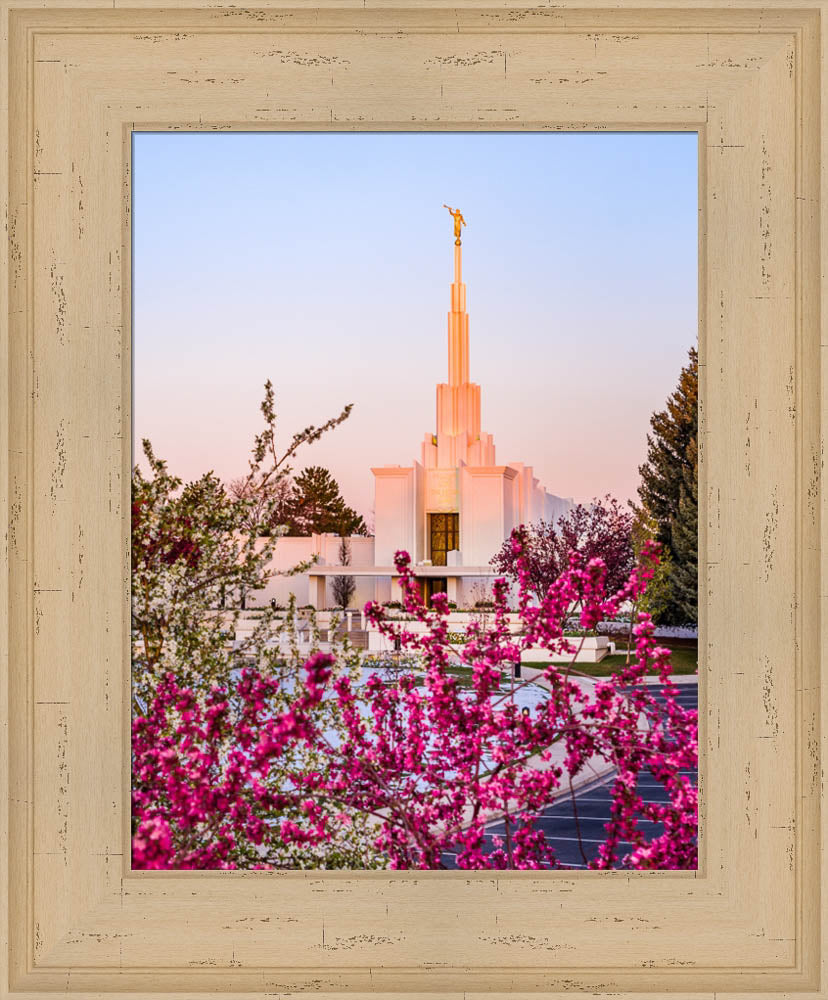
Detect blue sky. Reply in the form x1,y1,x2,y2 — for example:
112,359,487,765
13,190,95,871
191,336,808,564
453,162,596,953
133,131,697,517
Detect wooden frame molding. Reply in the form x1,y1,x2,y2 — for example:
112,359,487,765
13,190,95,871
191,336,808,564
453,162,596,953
1,3,825,996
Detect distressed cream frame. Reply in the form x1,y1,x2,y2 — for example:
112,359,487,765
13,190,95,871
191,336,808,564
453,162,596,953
0,1,825,997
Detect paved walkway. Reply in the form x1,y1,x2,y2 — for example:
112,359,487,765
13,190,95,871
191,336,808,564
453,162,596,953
441,680,698,869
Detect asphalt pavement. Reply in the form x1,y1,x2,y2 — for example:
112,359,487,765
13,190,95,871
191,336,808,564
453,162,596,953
441,680,699,870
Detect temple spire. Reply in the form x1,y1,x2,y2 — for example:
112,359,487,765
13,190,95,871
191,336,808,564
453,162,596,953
420,209,495,469
443,206,469,387
448,241,469,386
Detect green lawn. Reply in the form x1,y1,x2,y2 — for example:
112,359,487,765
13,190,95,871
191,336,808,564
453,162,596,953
523,641,698,678
367,641,698,686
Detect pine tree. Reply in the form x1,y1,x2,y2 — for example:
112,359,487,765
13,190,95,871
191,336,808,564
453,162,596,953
292,466,367,537
637,347,698,625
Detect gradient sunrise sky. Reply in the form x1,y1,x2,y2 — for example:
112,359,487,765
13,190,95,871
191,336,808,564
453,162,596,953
133,131,697,521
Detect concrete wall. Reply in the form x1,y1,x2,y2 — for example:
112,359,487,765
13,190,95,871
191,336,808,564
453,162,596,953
507,461,573,528
454,575,501,608
372,466,416,566
249,533,377,609
459,466,518,566
413,461,425,564
543,490,574,524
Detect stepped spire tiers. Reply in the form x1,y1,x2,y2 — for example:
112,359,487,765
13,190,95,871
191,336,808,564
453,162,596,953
421,220,496,469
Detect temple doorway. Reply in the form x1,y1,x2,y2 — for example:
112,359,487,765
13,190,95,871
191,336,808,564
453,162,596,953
423,576,448,606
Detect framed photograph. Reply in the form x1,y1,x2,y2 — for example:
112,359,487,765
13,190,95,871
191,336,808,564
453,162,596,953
130,128,699,876
1,1,824,997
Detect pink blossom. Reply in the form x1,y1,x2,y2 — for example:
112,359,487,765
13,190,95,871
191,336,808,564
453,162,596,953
133,541,697,870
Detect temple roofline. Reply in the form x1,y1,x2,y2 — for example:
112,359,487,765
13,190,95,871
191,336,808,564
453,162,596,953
372,465,415,476
462,465,519,479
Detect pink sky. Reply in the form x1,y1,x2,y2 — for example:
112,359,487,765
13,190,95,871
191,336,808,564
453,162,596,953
133,132,697,519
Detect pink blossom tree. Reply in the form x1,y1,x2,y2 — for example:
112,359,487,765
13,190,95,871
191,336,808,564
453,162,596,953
491,495,635,605
133,537,697,870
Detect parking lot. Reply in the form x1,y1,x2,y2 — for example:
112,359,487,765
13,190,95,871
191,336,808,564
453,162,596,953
442,679,698,869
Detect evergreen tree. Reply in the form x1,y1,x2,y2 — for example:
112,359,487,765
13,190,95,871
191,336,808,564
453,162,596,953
292,466,367,537
335,507,368,538
671,435,698,623
637,347,698,624
630,504,675,626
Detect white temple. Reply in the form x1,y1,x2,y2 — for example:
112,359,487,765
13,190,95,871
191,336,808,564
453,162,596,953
286,213,573,609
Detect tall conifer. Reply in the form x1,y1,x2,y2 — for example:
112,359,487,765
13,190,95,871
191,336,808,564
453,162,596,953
637,347,698,624
670,435,698,623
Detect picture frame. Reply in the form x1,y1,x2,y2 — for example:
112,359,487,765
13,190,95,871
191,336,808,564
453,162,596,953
0,1,824,996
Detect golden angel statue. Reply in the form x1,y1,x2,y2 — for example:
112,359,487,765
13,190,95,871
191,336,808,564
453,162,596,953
443,204,466,245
